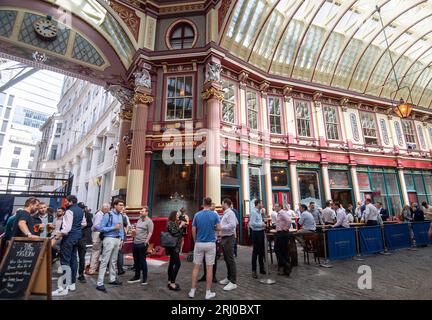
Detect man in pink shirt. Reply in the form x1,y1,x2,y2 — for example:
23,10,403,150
274,203,292,276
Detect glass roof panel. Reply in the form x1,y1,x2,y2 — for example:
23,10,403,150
221,0,432,109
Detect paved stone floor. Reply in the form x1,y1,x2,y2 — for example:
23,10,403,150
52,245,432,300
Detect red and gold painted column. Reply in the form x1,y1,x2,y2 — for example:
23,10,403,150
126,87,153,210
202,82,223,206
114,108,132,191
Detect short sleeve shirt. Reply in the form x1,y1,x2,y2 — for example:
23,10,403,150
12,209,34,237
192,210,220,243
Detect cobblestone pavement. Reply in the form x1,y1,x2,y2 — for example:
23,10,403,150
53,245,432,300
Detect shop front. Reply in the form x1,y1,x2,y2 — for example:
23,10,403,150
297,163,324,208
149,151,203,218
357,166,403,215
328,165,353,207
403,170,432,205
271,161,291,208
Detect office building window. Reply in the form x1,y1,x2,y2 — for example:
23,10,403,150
7,95,14,106
166,76,193,120
13,147,21,155
323,105,340,140
221,79,235,123
247,91,258,130
1,120,7,132
401,120,417,150
295,100,312,137
4,107,11,119
11,158,19,168
268,97,282,134
360,112,379,145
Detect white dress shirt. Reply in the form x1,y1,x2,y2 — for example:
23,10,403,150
92,210,105,232
334,208,350,228
221,208,238,237
364,203,379,222
60,209,87,235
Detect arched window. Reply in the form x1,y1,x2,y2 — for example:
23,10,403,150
169,22,195,49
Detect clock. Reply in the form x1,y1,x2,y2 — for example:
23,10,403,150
33,18,58,40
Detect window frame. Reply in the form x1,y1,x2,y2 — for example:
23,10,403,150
166,20,198,50
164,74,195,121
268,96,283,135
359,111,380,146
221,78,237,125
246,89,260,131
322,104,342,141
294,99,314,139
401,119,418,149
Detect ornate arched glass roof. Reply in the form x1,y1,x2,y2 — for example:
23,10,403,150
221,0,432,109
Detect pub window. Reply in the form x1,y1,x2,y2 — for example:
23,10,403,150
401,120,417,149
298,171,322,206
221,79,235,124
166,76,193,120
247,91,258,130
151,156,201,218
323,105,340,140
169,22,196,49
295,100,311,137
360,112,378,145
271,166,288,187
268,97,282,134
221,158,238,186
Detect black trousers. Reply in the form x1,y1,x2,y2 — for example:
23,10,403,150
275,232,290,268
132,243,148,281
77,238,86,276
251,229,265,272
167,249,181,283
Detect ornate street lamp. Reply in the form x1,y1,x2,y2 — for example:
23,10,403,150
394,98,413,118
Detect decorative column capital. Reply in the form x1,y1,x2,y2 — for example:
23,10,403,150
238,71,249,89
283,86,293,103
133,93,154,105
340,97,349,110
202,86,224,101
119,108,133,121
259,81,270,97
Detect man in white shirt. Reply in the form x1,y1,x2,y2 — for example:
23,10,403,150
322,201,336,225
87,203,110,275
364,199,382,226
219,198,238,291
333,202,350,228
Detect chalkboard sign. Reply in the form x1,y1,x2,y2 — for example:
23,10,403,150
0,237,51,300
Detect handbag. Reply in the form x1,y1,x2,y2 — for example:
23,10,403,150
160,231,177,248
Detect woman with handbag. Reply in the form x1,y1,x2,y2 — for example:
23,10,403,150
166,210,185,291
128,206,153,285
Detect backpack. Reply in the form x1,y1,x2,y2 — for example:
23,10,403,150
99,213,113,240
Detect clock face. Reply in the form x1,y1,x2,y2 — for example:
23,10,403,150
33,18,58,40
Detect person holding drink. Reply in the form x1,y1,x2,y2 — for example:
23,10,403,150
128,206,154,285
32,202,54,238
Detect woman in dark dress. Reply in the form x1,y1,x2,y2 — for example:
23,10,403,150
166,210,185,291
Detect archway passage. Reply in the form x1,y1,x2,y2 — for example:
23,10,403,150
0,0,137,86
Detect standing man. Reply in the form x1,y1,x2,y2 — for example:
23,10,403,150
376,202,389,222
77,203,92,283
364,198,382,226
219,198,238,291
87,203,110,275
96,199,125,292
322,201,336,225
11,197,40,238
32,202,54,238
189,197,221,300
52,195,87,296
309,202,323,225
274,203,292,276
249,199,266,279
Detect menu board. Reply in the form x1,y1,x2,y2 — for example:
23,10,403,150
0,238,50,300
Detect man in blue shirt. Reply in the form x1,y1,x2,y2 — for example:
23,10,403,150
249,199,266,279
189,197,221,300
96,199,125,292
